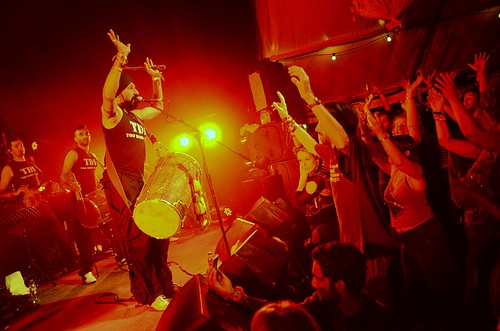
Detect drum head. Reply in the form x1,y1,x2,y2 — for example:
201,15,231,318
133,199,180,239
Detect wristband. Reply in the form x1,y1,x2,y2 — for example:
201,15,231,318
378,134,390,142
307,97,322,110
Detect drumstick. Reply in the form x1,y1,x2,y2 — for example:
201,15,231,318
71,173,87,213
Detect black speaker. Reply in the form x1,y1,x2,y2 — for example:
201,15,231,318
156,274,251,331
244,197,312,284
248,61,309,123
215,218,257,262
219,227,289,300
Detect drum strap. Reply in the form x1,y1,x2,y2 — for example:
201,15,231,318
105,152,132,211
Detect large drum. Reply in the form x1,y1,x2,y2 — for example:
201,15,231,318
133,153,201,239
76,189,112,228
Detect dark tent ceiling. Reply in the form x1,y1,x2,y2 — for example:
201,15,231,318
254,0,500,103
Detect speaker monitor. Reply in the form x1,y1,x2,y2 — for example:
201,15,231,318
156,274,251,331
248,61,308,123
215,218,257,262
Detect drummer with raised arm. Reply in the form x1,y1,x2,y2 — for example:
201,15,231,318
99,29,177,311
60,124,99,284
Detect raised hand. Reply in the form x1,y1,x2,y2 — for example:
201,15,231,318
467,52,490,73
406,71,424,93
288,66,315,104
145,57,162,80
363,94,384,136
107,29,131,57
423,69,437,89
427,88,444,113
272,91,288,120
435,72,460,101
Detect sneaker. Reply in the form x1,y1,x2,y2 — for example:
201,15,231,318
82,272,97,284
149,294,170,311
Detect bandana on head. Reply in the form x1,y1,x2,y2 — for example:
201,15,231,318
116,73,133,97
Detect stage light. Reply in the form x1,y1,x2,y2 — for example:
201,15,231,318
179,135,191,147
331,53,337,61
198,122,221,149
204,128,216,141
386,34,392,42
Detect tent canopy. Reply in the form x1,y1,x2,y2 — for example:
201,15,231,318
254,0,500,103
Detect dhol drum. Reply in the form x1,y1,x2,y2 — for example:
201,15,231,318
75,189,112,228
133,153,201,239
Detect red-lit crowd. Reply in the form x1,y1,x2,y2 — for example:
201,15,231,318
206,53,500,331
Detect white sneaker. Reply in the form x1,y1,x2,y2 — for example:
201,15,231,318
5,271,29,296
149,294,170,311
82,272,97,284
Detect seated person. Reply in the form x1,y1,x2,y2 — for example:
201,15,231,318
207,241,394,331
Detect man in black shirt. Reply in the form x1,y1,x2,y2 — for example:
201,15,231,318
100,29,175,311
60,124,99,284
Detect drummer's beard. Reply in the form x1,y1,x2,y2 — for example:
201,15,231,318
121,99,139,112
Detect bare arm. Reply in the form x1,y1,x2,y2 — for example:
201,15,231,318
60,150,80,191
288,66,349,150
453,179,500,221
0,165,13,192
428,88,481,159
404,74,423,143
468,52,490,94
102,29,130,129
369,84,391,112
132,57,164,121
272,91,318,155
436,72,500,152
365,104,424,181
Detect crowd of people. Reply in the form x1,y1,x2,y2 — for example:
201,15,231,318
207,53,499,330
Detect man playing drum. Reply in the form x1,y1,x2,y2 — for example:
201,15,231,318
60,124,99,284
100,29,176,311
0,136,72,306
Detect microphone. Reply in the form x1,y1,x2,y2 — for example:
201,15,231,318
132,95,163,103
123,65,166,71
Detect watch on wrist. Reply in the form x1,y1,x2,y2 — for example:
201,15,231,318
307,97,322,110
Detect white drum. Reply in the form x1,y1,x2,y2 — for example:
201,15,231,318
133,153,201,239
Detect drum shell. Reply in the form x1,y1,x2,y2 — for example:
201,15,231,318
134,153,201,239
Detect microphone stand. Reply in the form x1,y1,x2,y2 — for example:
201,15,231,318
144,104,231,257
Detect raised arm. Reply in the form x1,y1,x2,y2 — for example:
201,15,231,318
288,66,349,150
428,88,481,159
132,57,164,121
403,73,423,143
369,84,391,112
361,94,391,174
102,29,130,128
365,104,424,180
272,91,318,155
435,72,500,151
467,52,490,94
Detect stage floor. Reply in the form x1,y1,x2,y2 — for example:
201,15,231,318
2,221,224,331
